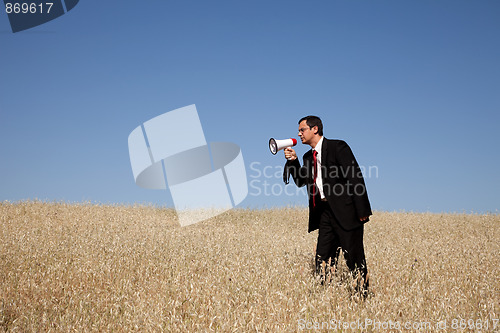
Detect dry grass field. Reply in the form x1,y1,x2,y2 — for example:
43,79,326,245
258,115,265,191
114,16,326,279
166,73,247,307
0,201,498,332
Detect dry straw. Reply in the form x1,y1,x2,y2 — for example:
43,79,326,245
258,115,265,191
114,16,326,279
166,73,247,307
0,201,498,332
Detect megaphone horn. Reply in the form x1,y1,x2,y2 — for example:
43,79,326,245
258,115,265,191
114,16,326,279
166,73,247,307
269,138,297,155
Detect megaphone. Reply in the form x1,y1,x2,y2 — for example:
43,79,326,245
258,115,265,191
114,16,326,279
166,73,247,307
269,138,297,155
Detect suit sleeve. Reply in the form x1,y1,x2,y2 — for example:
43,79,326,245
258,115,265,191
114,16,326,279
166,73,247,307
283,158,307,187
335,141,372,218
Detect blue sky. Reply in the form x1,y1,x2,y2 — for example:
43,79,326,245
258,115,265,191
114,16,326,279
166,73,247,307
0,0,499,213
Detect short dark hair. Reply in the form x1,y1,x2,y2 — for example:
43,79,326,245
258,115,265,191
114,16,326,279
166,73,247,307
299,115,323,136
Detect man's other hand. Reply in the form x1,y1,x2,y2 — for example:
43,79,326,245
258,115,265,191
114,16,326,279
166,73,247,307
284,147,297,160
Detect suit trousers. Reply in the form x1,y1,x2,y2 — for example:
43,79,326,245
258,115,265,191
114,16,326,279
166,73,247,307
315,200,368,284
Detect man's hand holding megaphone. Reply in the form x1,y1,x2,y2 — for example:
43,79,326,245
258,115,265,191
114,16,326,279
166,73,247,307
284,147,297,161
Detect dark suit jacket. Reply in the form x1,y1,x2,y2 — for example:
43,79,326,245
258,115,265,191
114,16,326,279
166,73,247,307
285,138,372,232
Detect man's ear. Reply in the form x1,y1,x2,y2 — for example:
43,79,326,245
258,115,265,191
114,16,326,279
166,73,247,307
312,126,318,135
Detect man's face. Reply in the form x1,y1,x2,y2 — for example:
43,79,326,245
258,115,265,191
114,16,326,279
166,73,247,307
298,120,317,145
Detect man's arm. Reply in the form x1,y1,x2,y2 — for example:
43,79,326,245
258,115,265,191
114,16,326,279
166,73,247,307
283,148,307,187
335,141,372,220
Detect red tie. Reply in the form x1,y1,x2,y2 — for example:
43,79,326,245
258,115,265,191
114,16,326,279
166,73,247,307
313,150,318,208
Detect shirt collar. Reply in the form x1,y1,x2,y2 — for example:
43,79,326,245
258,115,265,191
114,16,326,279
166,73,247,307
313,136,324,154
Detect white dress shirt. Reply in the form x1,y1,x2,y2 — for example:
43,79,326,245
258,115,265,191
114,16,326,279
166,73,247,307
313,136,325,200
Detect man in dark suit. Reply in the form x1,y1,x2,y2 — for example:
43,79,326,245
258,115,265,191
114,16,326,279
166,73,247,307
283,115,372,293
